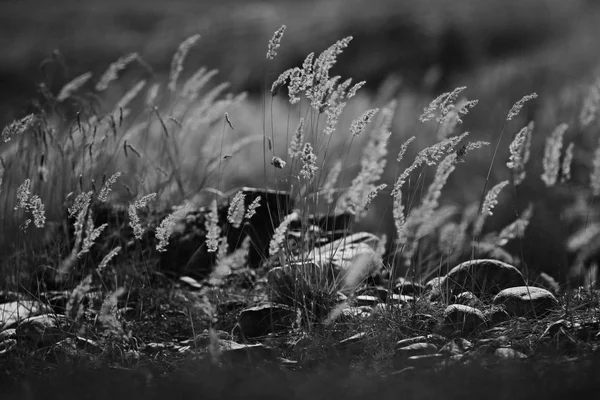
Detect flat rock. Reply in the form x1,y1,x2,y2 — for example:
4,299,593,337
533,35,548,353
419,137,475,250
394,277,425,296
217,340,278,365
354,295,381,307
440,259,526,299
492,286,559,317
443,304,488,334
237,303,298,338
407,353,445,368
393,342,438,369
494,347,527,359
0,300,52,330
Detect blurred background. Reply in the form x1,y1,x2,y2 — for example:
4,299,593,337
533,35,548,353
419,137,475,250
3,0,600,282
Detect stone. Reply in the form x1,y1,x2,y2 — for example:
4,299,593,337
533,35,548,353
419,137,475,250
305,232,383,293
338,306,373,321
217,340,278,365
494,347,527,359
393,342,438,369
336,332,368,354
492,286,559,317
0,300,52,330
354,286,390,302
443,304,488,334
440,259,526,299
390,294,414,304
237,303,298,338
439,338,473,356
394,336,428,349
15,314,69,348
354,295,381,307
407,353,445,368
394,277,426,296
160,188,292,278
452,291,482,307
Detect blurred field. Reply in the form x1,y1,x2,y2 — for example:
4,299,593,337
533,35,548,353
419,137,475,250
0,0,594,124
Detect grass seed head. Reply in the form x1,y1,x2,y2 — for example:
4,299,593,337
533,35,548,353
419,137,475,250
169,34,201,92
541,123,568,187
266,25,286,60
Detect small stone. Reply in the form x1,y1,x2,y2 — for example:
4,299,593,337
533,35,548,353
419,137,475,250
217,340,278,365
16,314,69,348
393,342,438,369
443,304,487,334
407,353,444,368
354,295,381,307
355,286,390,302
394,277,426,296
394,336,428,349
0,300,52,330
453,291,482,307
338,306,372,321
237,303,298,338
494,347,527,359
439,338,473,356
492,286,559,317
390,294,414,303
440,259,526,299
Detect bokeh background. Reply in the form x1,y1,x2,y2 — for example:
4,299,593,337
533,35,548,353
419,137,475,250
3,0,600,282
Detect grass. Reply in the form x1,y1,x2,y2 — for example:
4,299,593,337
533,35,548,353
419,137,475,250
2,1,600,398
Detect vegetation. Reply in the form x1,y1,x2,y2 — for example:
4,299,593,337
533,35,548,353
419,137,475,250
2,1,600,399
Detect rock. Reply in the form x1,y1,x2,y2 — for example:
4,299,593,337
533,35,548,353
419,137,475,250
440,259,526,299
452,291,482,307
0,300,52,330
179,330,232,348
52,336,103,361
393,342,438,369
338,306,373,321
216,340,278,365
443,304,487,334
354,295,381,307
410,313,438,330
407,353,445,368
494,347,527,359
492,286,559,317
390,294,414,304
372,303,403,315
355,286,390,302
0,291,29,303
395,336,428,349
160,187,292,278
15,314,70,348
439,338,473,356
394,277,426,296
425,277,445,301
179,276,203,289
237,303,299,338
336,332,368,354
305,232,383,293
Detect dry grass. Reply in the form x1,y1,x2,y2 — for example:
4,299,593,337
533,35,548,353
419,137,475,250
2,4,600,398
